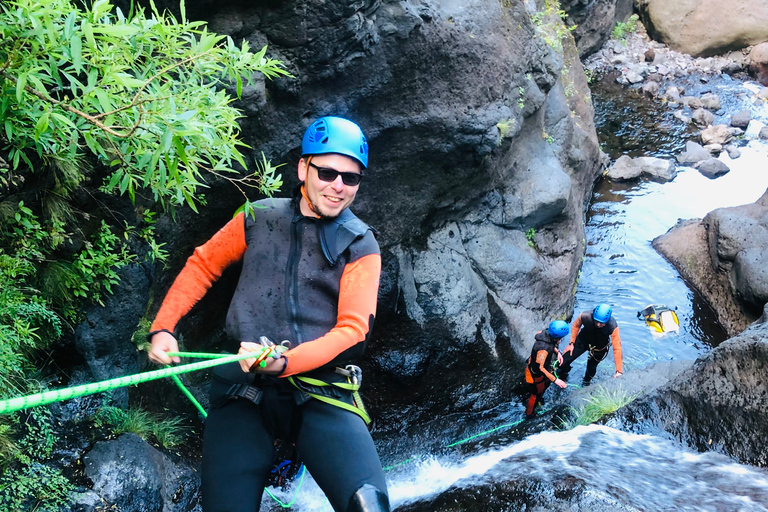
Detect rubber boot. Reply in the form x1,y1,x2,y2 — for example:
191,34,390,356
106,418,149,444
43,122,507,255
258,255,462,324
347,484,390,512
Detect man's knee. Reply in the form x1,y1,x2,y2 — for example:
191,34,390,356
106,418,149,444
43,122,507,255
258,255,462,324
347,484,390,512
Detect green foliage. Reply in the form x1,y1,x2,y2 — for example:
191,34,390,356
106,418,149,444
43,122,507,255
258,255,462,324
95,405,186,449
611,14,639,42
525,227,536,248
496,119,517,141
0,409,73,511
0,0,289,211
530,0,577,52
562,385,639,429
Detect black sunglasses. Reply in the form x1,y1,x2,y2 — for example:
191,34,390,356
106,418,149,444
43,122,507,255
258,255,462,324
308,162,363,186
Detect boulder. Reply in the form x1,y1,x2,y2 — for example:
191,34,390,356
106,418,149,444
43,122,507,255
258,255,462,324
700,92,721,111
694,158,731,178
692,108,715,126
749,41,768,86
700,124,733,145
730,109,751,128
83,434,200,511
761,127,768,140
725,144,742,159
653,220,754,336
605,154,642,180
635,0,768,57
634,156,677,181
745,120,767,139
676,141,711,165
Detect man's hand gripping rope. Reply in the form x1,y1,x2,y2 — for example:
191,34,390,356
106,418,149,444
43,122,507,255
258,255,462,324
239,336,291,374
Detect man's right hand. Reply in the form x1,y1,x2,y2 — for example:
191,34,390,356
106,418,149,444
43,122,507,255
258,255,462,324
149,331,181,365
554,378,567,389
562,343,574,356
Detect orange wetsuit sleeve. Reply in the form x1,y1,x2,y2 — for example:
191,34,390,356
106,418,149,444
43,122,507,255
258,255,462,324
570,314,583,345
536,350,557,382
151,213,247,333
281,253,381,377
611,326,623,373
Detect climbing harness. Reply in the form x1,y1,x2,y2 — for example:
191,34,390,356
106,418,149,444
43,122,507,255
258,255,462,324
287,364,371,425
638,304,679,338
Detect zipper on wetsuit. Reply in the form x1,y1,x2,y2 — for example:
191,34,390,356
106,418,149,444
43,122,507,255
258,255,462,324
287,215,304,344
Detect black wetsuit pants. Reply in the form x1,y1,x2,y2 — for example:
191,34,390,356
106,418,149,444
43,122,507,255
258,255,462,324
201,383,388,512
557,337,608,384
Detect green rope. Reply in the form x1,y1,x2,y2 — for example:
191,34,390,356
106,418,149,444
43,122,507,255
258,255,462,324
169,373,208,418
263,465,307,508
0,351,259,415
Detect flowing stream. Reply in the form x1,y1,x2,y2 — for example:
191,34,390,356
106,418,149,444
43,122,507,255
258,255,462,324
263,79,768,511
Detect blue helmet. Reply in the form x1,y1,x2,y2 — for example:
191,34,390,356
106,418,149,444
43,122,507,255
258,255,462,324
593,304,612,324
301,116,369,168
548,320,569,339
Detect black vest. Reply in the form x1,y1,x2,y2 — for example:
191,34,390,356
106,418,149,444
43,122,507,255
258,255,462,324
224,197,378,369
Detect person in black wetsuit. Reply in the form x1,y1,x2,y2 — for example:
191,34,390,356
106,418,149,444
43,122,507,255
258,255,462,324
524,320,569,417
558,303,624,386
148,117,389,512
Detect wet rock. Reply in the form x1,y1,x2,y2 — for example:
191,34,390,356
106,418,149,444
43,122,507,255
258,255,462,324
691,107,715,126
700,124,733,145
676,141,710,165
682,96,702,109
749,41,768,86
730,109,752,128
703,143,722,155
606,155,642,180
641,80,660,97
673,110,691,124
610,321,768,467
760,127,768,140
634,156,677,181
759,87,768,100
83,433,200,512
635,0,768,57
725,144,742,159
66,489,102,512
699,92,721,111
705,198,768,316
694,157,731,178
663,86,681,103
625,70,644,84
74,263,150,407
653,220,754,336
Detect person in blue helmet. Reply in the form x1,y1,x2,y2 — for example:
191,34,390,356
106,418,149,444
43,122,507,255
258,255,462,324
148,116,389,512
558,304,624,386
524,320,569,417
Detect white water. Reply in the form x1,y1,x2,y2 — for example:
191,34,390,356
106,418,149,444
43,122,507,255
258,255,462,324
263,425,768,511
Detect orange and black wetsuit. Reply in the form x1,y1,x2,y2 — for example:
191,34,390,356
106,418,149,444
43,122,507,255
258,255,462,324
559,311,623,385
151,193,386,512
524,329,560,416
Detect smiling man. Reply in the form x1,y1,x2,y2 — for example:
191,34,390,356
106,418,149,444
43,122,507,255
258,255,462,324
148,117,389,512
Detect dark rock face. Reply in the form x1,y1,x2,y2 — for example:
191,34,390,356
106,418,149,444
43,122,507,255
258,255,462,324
560,0,635,57
99,0,601,431
610,321,768,467
652,190,768,337
74,263,151,407
82,433,200,511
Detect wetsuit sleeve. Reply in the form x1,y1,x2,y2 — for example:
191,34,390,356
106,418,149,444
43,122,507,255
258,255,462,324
151,213,247,333
611,326,623,373
281,253,381,377
570,314,584,345
536,350,557,382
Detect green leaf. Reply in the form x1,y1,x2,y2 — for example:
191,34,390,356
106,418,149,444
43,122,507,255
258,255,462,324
92,24,140,37
15,73,27,102
70,34,83,72
34,113,50,139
